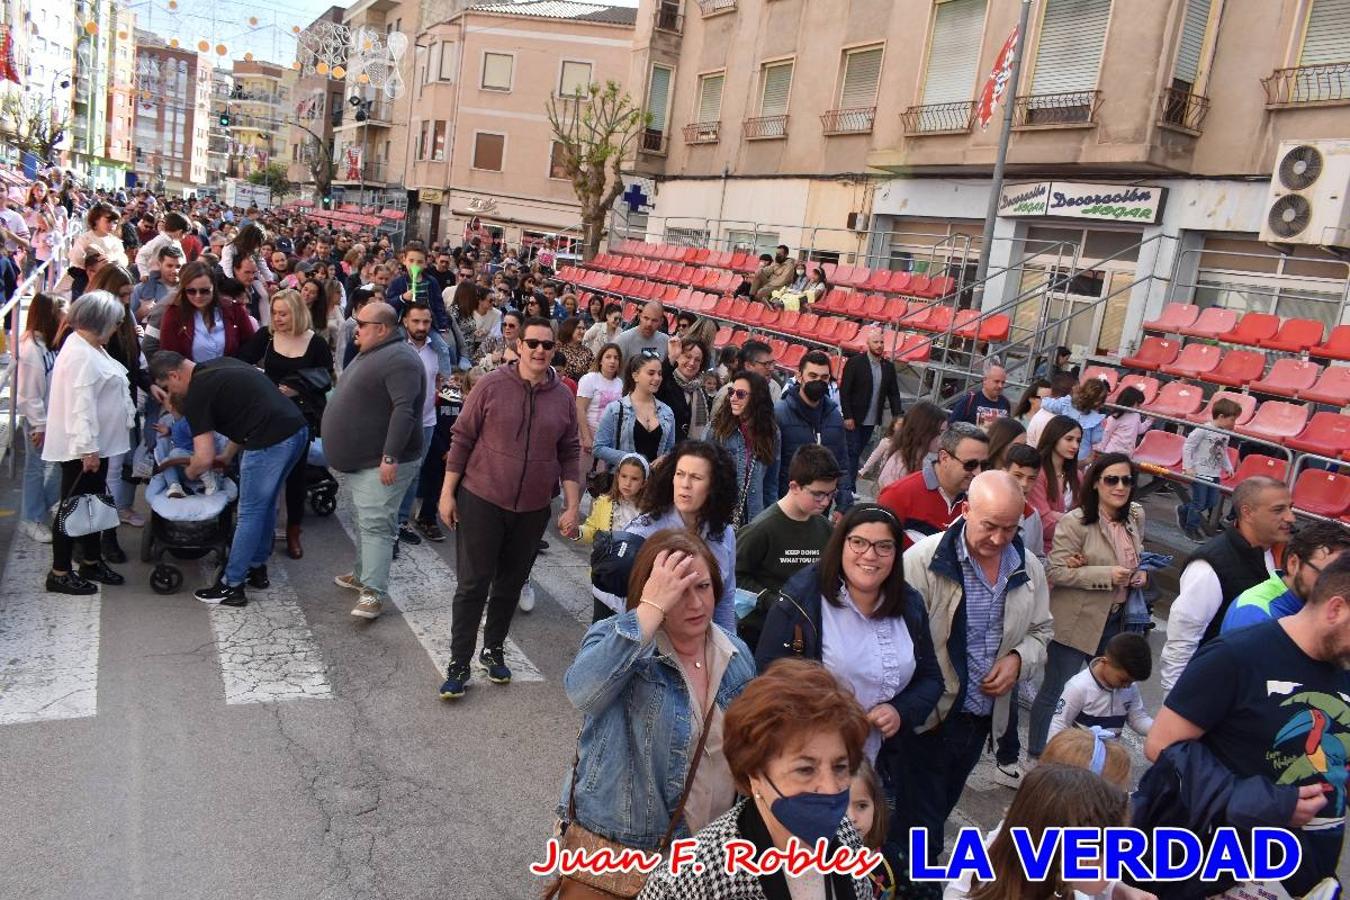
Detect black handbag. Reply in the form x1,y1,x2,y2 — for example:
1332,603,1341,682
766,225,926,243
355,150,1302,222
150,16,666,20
586,403,624,498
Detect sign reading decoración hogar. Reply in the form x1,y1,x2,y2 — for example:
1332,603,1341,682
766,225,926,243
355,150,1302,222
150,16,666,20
998,181,1167,224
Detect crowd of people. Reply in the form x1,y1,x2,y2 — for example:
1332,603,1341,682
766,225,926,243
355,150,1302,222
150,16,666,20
11,177,1350,899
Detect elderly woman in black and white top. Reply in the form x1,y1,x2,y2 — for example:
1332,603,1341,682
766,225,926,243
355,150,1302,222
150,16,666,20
42,291,136,595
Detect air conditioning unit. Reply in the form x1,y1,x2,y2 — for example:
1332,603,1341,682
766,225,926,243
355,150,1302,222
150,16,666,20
1259,140,1350,248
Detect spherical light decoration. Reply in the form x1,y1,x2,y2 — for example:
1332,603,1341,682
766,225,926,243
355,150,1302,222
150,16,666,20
292,25,301,33
215,44,227,56
169,38,179,47
195,39,207,52
117,30,128,40
331,65,345,79
357,72,369,84
83,20,97,34
248,16,258,26
315,61,329,75
245,52,254,62
167,0,177,8
290,60,300,70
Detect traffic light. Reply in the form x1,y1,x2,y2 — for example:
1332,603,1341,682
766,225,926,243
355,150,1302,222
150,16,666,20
219,111,231,127
321,194,333,209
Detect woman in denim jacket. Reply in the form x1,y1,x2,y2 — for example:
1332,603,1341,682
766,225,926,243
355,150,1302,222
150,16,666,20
705,370,780,526
594,352,676,466
559,529,755,853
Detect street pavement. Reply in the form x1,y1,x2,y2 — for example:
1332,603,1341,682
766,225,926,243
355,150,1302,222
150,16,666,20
0,477,1339,898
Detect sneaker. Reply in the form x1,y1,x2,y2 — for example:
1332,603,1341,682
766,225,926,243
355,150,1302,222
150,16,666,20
479,647,512,684
247,565,270,589
201,472,219,496
518,582,536,613
350,590,383,620
165,483,187,499
78,561,125,586
992,761,1026,789
439,663,471,699
537,539,549,552
20,520,52,543
334,572,364,592
118,508,146,528
194,581,248,607
46,570,97,595
414,518,445,542
397,523,422,546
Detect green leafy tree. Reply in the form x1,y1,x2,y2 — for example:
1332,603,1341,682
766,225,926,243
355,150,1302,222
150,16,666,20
247,162,295,200
546,80,646,261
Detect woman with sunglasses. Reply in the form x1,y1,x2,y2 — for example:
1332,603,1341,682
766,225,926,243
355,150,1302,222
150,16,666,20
756,504,942,771
69,203,128,298
705,369,779,525
155,260,257,362
593,351,675,467
1026,414,1082,557
1027,452,1146,761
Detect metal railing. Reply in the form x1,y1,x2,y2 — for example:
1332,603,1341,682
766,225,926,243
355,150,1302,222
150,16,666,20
695,0,735,14
1262,62,1350,106
820,107,876,135
1014,90,1102,127
1157,87,1210,133
900,101,974,135
743,115,788,139
640,128,669,154
682,121,720,144
654,2,683,32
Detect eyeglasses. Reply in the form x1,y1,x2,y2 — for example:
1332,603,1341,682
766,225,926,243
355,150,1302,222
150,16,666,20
749,357,774,368
355,319,383,328
846,535,897,558
946,453,984,472
806,488,838,504
1100,474,1134,487
184,287,213,296
728,388,750,401
522,338,556,351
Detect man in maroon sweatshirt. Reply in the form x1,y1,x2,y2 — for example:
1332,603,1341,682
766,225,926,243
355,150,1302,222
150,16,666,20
437,316,581,699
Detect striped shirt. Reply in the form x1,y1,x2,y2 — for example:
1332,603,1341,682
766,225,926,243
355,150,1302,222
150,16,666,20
957,534,1020,716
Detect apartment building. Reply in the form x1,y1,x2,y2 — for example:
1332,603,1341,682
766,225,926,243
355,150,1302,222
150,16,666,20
228,58,291,179
206,67,233,191
104,5,136,175
69,0,113,185
401,0,636,246
132,34,210,193
630,0,1350,357
286,6,345,199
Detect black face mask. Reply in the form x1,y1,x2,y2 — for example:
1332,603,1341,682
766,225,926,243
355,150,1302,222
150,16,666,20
802,380,828,403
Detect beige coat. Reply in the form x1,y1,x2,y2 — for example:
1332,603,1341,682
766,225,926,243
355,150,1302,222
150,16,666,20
1046,503,1145,656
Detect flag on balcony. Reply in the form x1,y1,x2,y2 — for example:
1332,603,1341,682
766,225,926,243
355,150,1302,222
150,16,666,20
0,26,21,84
345,146,362,180
976,25,1019,131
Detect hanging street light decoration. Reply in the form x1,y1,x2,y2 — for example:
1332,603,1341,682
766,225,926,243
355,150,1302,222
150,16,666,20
294,21,407,100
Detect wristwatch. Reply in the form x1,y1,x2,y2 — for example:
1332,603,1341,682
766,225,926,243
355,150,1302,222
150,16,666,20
382,455,397,465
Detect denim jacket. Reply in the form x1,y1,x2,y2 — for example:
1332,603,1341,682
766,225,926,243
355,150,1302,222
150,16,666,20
627,507,738,632
559,610,755,850
593,395,676,466
710,425,780,526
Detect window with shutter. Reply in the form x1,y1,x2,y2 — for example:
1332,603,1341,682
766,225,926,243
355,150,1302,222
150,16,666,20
481,52,513,91
760,61,793,116
839,46,883,108
1173,0,1212,87
1300,0,1350,66
647,65,673,131
1030,0,1112,96
439,43,458,81
920,0,987,106
473,132,504,170
697,73,724,122
560,60,592,97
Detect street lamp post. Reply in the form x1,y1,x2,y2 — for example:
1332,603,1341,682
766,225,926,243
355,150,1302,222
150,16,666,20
349,94,372,209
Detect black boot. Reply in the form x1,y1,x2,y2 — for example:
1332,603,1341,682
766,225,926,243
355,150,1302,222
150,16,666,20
101,531,128,564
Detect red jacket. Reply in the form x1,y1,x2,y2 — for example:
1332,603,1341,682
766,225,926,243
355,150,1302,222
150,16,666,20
157,301,256,360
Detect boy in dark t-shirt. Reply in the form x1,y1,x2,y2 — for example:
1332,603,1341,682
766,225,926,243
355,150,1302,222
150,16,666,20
1146,554,1350,897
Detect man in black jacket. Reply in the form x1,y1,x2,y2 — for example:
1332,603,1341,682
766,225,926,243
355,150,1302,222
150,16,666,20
838,329,902,485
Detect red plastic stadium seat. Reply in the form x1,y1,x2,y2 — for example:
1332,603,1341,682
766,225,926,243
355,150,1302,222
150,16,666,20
1310,325,1350,362
896,333,933,363
728,330,749,347
832,320,860,345
1204,350,1267,388
820,289,850,313
909,274,933,297
1143,303,1200,334
1177,307,1238,339
861,268,891,291
1260,318,1324,353
1250,358,1321,398
843,293,868,316
1160,343,1222,379
1109,375,1160,404
713,325,734,346
1133,431,1184,470
779,344,807,370
1301,367,1350,407
861,295,889,322
1220,313,1280,347
1121,337,1180,371
729,299,750,321
1222,454,1289,489
1141,381,1206,418
976,314,1011,342
1288,413,1350,459
1292,468,1350,518
887,271,913,294
1187,391,1257,427
929,275,957,298
814,318,841,342
922,306,955,334
952,310,983,340
777,311,801,333
1237,401,1311,443
1081,366,1120,391
880,298,909,324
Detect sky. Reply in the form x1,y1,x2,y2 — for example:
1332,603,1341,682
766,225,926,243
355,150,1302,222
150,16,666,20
130,0,343,69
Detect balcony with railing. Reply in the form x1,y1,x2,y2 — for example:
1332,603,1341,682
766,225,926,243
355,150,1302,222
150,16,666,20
900,101,974,135
820,106,875,135
743,115,787,140
695,0,735,15
654,1,682,33
639,127,669,155
334,161,389,183
1262,62,1350,107
683,121,720,144
1013,90,1102,127
1157,86,1210,135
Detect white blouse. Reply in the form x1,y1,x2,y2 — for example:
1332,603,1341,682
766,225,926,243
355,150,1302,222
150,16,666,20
42,332,135,463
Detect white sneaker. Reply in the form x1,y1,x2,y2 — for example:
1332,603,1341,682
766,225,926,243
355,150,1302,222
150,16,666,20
351,590,384,620
201,472,218,496
165,483,187,499
992,761,1026,789
20,520,52,543
518,582,536,613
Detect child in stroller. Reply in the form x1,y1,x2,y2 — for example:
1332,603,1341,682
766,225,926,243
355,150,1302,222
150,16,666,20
153,400,221,499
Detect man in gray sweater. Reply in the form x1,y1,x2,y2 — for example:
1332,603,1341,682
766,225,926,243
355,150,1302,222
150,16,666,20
320,301,426,620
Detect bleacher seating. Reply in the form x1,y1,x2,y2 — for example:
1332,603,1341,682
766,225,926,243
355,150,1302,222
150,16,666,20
1122,337,1180,371
1220,313,1280,347
1109,375,1160,404
1287,412,1350,460
1081,366,1119,391
1260,318,1324,353
1160,344,1222,379
1133,431,1184,470
1250,358,1321,398
1143,303,1199,334
1178,307,1238,339
1311,326,1350,362
1291,469,1350,518
1237,401,1311,443
1302,366,1350,407
1221,453,1288,488
1140,381,1206,418
1187,391,1257,427
1204,350,1266,387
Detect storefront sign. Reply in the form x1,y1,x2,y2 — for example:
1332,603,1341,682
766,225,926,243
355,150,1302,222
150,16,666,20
418,187,444,204
998,181,1167,224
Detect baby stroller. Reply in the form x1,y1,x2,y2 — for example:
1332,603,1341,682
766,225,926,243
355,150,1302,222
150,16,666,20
305,438,338,516
139,465,239,595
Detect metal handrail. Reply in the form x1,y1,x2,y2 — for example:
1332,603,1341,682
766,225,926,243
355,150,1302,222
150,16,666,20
1288,451,1350,525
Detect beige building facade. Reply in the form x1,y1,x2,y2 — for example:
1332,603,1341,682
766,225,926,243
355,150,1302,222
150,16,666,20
629,0,1350,356
286,6,346,199
228,59,291,179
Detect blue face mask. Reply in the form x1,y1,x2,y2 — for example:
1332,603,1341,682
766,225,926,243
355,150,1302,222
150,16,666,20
765,776,849,845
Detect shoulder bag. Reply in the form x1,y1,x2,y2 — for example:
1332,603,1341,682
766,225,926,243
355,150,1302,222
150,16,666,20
56,474,119,538
585,403,624,498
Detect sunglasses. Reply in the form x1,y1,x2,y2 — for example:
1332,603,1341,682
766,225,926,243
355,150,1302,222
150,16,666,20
184,287,213,296
1100,474,1134,487
947,454,984,472
522,338,556,351
639,348,661,359
355,318,383,328
728,388,750,401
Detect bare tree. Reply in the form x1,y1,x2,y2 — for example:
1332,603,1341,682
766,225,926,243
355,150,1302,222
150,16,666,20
546,80,645,261
291,119,334,204
0,92,69,161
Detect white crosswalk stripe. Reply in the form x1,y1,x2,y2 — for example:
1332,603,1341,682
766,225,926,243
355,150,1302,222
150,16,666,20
0,532,101,725
196,560,334,705
333,503,545,682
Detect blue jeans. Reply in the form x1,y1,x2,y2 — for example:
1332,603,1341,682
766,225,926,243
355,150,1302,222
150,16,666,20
1180,475,1220,530
21,422,60,524
845,424,875,486
350,462,419,597
223,427,308,587
890,711,993,862
396,425,435,524
1027,606,1123,757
